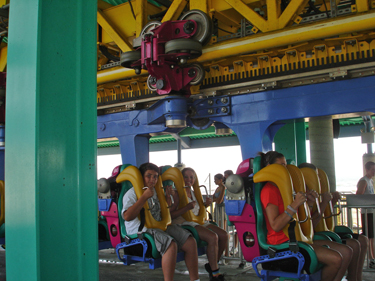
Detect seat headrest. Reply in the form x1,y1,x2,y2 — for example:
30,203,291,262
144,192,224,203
236,158,254,177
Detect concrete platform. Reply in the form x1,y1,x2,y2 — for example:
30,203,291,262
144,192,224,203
98,249,375,281
0,249,374,280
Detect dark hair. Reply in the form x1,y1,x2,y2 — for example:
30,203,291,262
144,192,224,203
224,170,233,177
214,173,224,180
139,162,159,177
365,161,375,171
258,151,285,168
298,163,317,170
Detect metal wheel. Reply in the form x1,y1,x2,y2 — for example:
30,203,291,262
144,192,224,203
147,75,158,92
165,39,202,57
188,63,205,85
140,21,162,36
179,9,213,46
120,50,141,68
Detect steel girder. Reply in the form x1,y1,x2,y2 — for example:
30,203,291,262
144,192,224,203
97,75,375,164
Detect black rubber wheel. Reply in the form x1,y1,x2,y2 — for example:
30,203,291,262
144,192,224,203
179,9,213,46
120,51,141,68
188,63,205,85
140,21,161,36
165,39,202,57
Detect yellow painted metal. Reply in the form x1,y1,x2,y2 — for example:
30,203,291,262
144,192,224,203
97,12,375,86
356,0,370,12
267,0,281,31
162,0,188,22
97,9,133,52
0,46,7,72
279,0,310,28
190,0,208,14
98,0,113,10
100,2,161,45
224,0,267,31
97,66,148,85
225,0,308,32
0,0,8,7
136,0,148,37
198,12,375,62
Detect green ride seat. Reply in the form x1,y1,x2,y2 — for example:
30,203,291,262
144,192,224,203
252,156,321,280
116,164,160,264
160,166,208,248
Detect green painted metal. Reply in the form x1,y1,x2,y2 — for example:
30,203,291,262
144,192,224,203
274,122,297,163
6,1,98,280
295,120,307,165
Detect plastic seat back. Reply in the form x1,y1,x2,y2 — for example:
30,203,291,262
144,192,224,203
286,165,314,243
317,168,334,231
253,157,319,274
300,167,329,232
117,164,133,238
117,165,171,231
173,168,206,225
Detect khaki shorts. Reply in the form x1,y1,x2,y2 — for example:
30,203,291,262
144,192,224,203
165,224,192,251
145,225,191,256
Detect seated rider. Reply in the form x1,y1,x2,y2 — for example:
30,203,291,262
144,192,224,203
259,151,346,281
167,167,228,281
122,162,200,281
299,162,368,281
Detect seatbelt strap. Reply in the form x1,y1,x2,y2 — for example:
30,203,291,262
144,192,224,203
137,207,145,240
288,220,299,253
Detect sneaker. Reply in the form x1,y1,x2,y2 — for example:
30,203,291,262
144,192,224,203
205,263,213,279
211,274,225,281
370,259,375,269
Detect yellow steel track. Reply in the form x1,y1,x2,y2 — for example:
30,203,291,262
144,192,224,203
96,0,375,108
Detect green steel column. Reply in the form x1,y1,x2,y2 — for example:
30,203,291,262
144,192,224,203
274,120,307,165
274,122,297,163
295,120,307,165
5,1,98,280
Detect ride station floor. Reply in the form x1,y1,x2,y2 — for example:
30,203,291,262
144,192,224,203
97,249,375,281
0,249,374,280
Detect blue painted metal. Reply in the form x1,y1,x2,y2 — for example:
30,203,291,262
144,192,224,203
115,237,197,269
98,241,113,250
98,96,187,166
206,76,375,159
251,250,321,281
98,76,375,164
98,199,112,212
225,199,246,216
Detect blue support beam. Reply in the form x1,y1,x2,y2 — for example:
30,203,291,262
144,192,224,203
98,76,375,164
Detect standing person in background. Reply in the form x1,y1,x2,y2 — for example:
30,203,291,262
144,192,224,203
223,170,233,184
356,161,375,268
213,174,226,229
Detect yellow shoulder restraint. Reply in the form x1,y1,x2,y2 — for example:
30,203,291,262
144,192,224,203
117,165,171,231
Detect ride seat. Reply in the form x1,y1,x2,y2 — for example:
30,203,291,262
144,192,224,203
116,164,171,260
161,166,208,248
253,156,321,277
300,167,347,242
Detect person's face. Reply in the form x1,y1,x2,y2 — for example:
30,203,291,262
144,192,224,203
214,177,222,185
274,157,287,167
183,170,195,186
143,170,158,189
367,165,375,177
224,173,229,179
